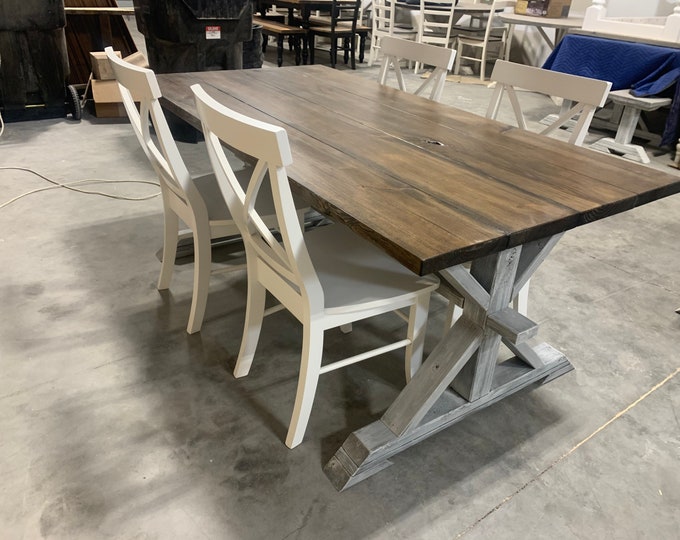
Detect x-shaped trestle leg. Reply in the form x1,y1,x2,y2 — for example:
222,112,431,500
324,235,574,490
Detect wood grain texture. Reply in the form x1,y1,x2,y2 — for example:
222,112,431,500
157,66,680,275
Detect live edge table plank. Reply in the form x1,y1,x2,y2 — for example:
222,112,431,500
157,66,680,490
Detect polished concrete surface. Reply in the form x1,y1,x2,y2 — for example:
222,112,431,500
1,39,679,539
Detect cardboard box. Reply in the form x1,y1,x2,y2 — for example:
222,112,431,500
90,50,121,80
89,53,148,117
515,0,572,18
91,79,126,117
122,51,149,69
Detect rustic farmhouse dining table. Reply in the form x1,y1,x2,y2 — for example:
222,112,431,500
157,65,680,490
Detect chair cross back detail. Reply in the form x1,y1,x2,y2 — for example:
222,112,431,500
191,83,439,449
105,47,289,335
378,36,456,102
486,60,612,146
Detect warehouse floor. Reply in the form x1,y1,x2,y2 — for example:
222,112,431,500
0,19,679,539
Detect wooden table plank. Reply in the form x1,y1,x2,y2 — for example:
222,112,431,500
157,66,680,275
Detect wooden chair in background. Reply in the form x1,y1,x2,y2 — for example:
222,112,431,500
440,59,612,326
105,47,299,334
368,0,418,66
377,36,456,102
413,0,457,73
309,0,368,69
453,0,515,81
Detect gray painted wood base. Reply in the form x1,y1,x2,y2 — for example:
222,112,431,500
324,350,573,491
324,236,574,491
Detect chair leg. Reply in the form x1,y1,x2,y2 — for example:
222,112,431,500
453,43,462,75
349,36,356,70
330,38,337,68
359,33,366,63
444,301,463,333
404,293,431,382
513,279,530,317
233,274,267,378
367,34,379,67
293,36,302,65
285,320,324,448
157,208,179,290
309,34,315,65
186,229,212,334
276,35,284,67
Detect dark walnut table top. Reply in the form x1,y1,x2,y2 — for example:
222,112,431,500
158,65,680,275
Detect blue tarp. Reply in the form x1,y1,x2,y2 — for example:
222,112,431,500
543,34,680,146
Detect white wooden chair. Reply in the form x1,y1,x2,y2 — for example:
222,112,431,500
487,60,612,146
413,0,457,73
582,0,680,43
105,47,296,334
191,84,439,449
368,0,418,67
453,0,515,81
377,36,456,102
441,59,612,326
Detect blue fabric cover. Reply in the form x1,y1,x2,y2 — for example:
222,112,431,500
543,34,680,146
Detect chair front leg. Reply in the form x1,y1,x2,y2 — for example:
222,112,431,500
404,293,431,382
285,320,324,448
276,35,285,67
186,228,212,334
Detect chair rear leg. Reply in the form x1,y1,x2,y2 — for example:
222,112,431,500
276,35,284,67
285,321,324,448
404,293,431,381
186,230,211,334
293,36,302,65
234,274,267,378
158,209,179,290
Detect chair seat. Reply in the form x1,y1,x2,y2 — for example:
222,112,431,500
193,173,230,220
304,224,438,312
457,32,505,44
309,24,355,36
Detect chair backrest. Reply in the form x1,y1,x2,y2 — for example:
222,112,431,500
479,0,516,43
191,84,324,312
372,0,400,37
377,36,456,101
104,47,206,220
582,1,680,43
486,60,612,146
418,0,456,47
329,0,361,34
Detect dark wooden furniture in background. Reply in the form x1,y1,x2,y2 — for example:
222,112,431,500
64,0,137,85
157,66,680,490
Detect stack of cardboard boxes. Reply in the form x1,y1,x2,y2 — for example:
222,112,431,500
515,0,573,18
89,51,148,117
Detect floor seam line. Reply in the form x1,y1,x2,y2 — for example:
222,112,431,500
454,365,680,538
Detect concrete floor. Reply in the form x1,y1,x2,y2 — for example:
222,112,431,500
1,34,680,539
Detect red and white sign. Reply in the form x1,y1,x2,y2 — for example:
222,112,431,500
205,26,221,40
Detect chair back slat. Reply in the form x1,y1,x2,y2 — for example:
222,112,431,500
487,60,612,146
191,84,324,308
105,47,199,209
378,36,456,102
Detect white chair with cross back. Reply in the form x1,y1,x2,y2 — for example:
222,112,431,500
441,59,612,326
191,84,440,449
377,36,456,102
105,47,302,334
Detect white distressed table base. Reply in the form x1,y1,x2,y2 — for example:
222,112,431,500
324,236,574,491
